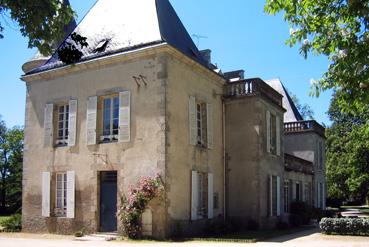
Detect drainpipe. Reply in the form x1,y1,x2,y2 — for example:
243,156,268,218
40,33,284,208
222,99,227,221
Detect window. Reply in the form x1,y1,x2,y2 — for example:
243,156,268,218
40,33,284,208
295,182,301,201
304,183,311,204
267,175,280,217
196,102,207,146
55,173,67,217
270,114,276,154
266,111,280,155
56,104,69,145
101,95,119,142
197,172,208,218
318,141,323,170
284,180,289,213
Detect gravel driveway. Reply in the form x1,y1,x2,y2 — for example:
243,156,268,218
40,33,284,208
1,229,369,247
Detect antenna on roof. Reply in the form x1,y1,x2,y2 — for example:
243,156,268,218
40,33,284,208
192,34,208,48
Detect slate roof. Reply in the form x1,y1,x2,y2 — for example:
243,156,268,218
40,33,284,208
265,78,304,122
27,0,207,75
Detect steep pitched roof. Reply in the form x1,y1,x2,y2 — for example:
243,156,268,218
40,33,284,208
27,0,207,74
265,78,304,122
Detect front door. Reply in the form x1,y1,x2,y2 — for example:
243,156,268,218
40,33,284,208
100,171,117,232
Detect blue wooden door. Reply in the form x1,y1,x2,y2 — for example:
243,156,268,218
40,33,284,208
100,171,117,232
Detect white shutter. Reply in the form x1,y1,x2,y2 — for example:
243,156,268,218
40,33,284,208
44,104,54,147
118,91,131,143
191,170,199,220
189,96,197,146
269,175,273,216
276,116,281,156
206,104,214,149
266,111,271,153
66,171,75,218
86,96,97,145
68,100,78,147
42,172,50,217
207,173,214,219
322,183,326,209
277,176,281,216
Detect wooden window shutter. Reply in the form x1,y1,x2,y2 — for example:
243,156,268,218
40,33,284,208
206,104,214,149
191,170,199,220
68,100,78,147
66,171,75,218
189,96,197,146
118,91,131,143
207,173,214,219
269,175,273,216
44,104,54,147
277,176,281,216
266,111,271,153
42,172,51,217
276,116,281,156
86,96,97,145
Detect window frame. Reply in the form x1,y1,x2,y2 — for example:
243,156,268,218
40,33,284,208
195,102,208,147
284,180,290,213
55,104,69,146
100,94,119,143
197,172,208,218
55,172,67,217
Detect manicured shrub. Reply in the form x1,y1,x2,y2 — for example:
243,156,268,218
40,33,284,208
290,201,312,225
320,218,369,236
0,214,22,232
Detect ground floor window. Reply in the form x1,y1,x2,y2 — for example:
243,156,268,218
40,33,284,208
55,173,67,217
197,172,208,218
284,180,289,213
304,183,311,204
295,182,301,201
267,175,280,216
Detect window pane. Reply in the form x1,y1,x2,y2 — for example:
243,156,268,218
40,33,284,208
103,98,112,135
59,106,64,113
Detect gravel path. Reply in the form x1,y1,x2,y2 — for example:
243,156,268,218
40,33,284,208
1,229,369,247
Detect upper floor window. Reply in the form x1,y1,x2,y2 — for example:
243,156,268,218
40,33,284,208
196,102,207,146
318,141,323,170
266,110,280,156
189,96,213,149
56,104,69,145
101,95,119,142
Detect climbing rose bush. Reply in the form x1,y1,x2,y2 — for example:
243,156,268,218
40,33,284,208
118,174,164,239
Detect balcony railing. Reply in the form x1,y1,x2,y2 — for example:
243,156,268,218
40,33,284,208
224,78,283,107
284,120,325,137
284,153,314,175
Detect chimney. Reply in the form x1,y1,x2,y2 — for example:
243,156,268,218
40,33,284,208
200,49,211,66
224,70,245,82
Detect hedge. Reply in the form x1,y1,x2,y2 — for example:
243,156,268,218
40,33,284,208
320,218,369,236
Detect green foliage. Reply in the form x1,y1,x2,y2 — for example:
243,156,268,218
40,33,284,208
265,0,369,113
0,116,23,214
0,0,75,55
0,214,22,232
325,93,369,203
57,32,88,65
320,217,369,236
290,92,315,120
118,175,164,239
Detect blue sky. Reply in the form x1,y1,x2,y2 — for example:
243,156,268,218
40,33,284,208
0,0,332,128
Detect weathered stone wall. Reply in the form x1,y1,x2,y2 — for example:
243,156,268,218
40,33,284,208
284,132,326,208
225,96,285,229
165,53,225,237
22,51,168,237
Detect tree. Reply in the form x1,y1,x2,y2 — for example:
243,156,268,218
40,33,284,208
325,92,369,204
265,0,369,114
0,116,23,214
0,0,75,55
290,92,315,120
